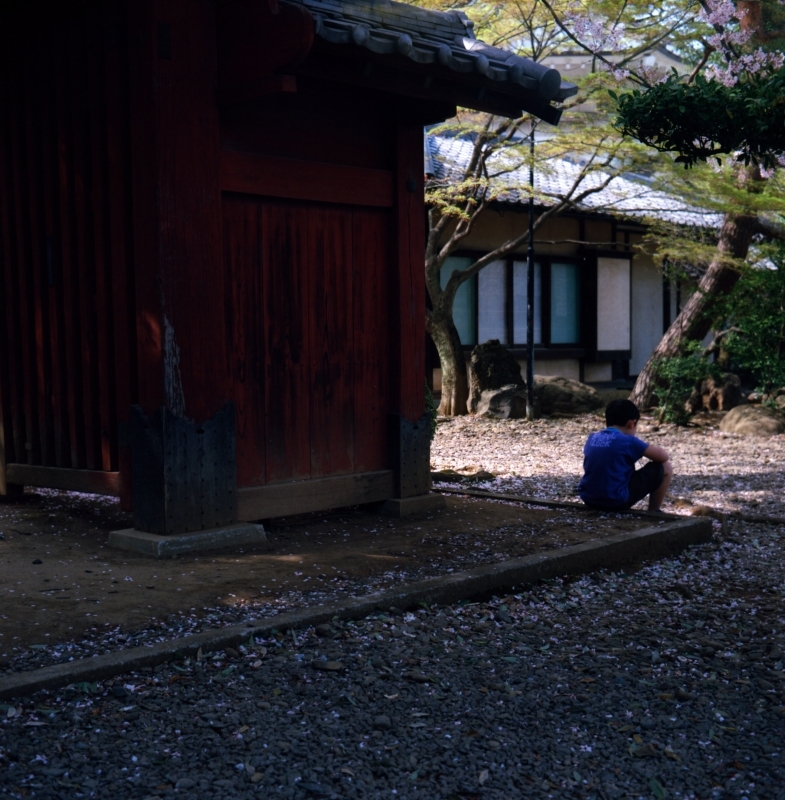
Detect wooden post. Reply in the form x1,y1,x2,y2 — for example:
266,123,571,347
125,0,233,532
390,118,431,499
0,420,23,502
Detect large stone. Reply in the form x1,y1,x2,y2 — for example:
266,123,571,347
468,340,524,413
474,385,528,419
533,375,604,416
719,405,785,436
687,373,743,413
762,388,785,410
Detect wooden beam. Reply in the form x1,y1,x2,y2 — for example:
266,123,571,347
220,150,394,207
218,74,297,106
237,470,394,520
5,464,120,496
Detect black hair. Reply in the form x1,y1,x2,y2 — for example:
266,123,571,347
605,398,640,428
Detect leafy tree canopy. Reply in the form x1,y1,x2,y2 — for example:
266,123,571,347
610,0,785,168
613,66,785,169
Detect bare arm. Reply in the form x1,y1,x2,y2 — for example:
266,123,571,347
643,444,670,463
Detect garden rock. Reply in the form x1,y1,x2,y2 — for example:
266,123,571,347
533,375,604,416
468,340,524,413
687,372,743,412
719,404,785,436
473,385,528,419
761,388,785,409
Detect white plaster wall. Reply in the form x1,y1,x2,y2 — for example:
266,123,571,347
520,358,581,381
630,251,663,376
584,362,612,382
597,257,631,351
458,211,581,257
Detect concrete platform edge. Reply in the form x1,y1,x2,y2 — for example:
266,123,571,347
0,517,711,699
107,523,267,557
379,494,446,517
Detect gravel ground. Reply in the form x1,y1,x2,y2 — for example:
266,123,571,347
1,415,784,800
430,413,785,519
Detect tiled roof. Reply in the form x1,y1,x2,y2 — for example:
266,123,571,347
426,134,724,228
299,0,577,103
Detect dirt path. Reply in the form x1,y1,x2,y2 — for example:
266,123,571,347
0,488,651,658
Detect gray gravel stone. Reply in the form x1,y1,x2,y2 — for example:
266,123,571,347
1,516,783,799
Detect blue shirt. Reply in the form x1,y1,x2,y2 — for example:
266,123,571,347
578,428,649,507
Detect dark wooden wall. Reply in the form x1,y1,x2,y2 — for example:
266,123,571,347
222,195,392,488
219,82,426,490
0,1,136,484
127,0,225,425
0,0,432,517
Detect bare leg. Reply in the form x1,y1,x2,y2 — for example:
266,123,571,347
648,460,673,511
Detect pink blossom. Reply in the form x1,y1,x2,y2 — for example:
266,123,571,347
563,6,624,53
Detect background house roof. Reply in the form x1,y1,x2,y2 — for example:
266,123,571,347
426,133,723,229
540,46,688,82
298,0,577,117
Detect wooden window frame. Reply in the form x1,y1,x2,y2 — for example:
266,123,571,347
448,251,586,358
582,249,633,362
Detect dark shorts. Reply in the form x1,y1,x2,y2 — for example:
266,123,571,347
585,461,665,511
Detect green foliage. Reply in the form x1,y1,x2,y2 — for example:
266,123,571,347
715,259,785,394
612,69,785,169
652,341,721,424
425,381,438,442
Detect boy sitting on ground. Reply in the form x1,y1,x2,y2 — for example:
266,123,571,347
578,399,673,512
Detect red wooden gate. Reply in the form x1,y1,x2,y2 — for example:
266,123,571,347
222,195,392,489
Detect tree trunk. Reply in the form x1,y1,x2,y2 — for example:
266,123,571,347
630,211,758,408
427,312,469,416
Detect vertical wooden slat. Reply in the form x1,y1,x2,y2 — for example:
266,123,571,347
22,58,54,467
38,33,70,468
105,0,136,496
151,0,225,425
127,0,165,415
87,8,117,472
68,24,100,470
222,194,266,487
308,205,354,478
394,121,426,422
353,208,392,472
263,201,311,483
0,75,25,466
8,71,39,465
54,31,86,469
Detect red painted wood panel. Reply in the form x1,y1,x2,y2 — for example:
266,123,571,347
37,44,69,468
0,3,134,480
219,79,396,171
220,151,394,208
127,0,164,415
151,0,225,425
224,195,394,487
86,16,116,473
67,28,101,471
352,208,393,472
262,202,312,483
8,74,39,466
222,194,266,487
104,3,136,504
308,206,354,477
54,32,87,469
0,78,24,465
21,66,54,468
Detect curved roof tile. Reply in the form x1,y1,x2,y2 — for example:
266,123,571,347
300,0,577,104
426,134,723,229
